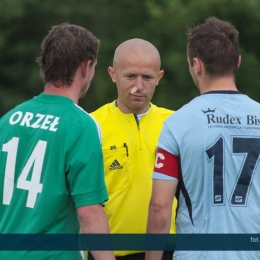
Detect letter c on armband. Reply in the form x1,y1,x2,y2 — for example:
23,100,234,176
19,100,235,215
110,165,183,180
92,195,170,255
155,152,165,168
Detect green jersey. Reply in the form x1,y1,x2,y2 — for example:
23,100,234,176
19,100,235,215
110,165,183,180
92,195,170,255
0,93,108,259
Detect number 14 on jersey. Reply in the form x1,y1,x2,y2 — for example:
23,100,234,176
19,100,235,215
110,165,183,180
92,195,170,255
2,137,47,208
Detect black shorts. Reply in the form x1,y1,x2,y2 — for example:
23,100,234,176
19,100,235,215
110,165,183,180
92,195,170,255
87,251,173,260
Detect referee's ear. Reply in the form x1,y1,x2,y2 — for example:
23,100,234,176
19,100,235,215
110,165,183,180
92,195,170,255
108,66,116,83
157,70,164,85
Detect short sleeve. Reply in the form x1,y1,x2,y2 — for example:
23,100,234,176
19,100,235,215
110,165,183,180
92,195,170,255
152,120,180,180
66,118,108,208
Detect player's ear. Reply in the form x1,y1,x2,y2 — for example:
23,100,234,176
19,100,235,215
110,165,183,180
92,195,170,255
81,60,93,78
193,57,203,75
236,55,241,69
108,67,116,83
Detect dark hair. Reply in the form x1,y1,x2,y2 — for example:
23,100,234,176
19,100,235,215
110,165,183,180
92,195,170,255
37,23,100,86
187,17,239,77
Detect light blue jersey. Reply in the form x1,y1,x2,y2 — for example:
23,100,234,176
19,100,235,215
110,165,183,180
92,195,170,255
153,91,260,259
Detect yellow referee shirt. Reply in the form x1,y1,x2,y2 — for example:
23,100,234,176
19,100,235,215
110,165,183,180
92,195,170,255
91,101,177,256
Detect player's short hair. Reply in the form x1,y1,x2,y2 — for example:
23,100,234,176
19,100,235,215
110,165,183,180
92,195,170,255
37,23,100,86
187,17,239,77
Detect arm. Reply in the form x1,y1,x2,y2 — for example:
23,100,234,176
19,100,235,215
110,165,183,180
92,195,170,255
77,204,115,260
145,179,178,260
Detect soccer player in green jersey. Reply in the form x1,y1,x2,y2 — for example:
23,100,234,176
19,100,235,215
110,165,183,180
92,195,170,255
0,23,115,260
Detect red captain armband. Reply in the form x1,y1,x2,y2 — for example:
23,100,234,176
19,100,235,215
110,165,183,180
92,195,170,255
153,148,180,179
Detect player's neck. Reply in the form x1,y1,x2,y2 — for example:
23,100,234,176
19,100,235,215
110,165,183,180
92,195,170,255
199,76,238,94
44,83,79,104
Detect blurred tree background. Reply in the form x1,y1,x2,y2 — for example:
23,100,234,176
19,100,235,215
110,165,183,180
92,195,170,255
0,0,260,115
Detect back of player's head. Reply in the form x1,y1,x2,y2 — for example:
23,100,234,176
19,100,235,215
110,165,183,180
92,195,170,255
37,23,100,86
187,17,240,77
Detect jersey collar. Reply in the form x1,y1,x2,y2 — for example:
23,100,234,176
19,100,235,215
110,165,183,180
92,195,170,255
202,90,242,95
34,93,74,103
